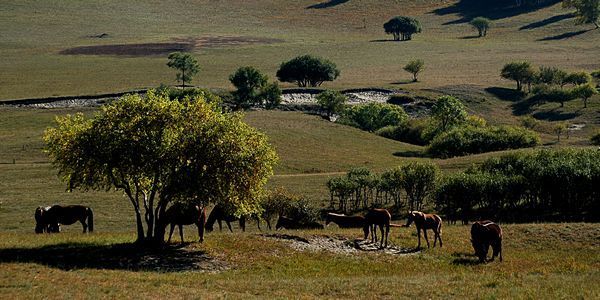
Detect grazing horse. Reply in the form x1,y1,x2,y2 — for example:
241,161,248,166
471,220,503,263
403,211,442,249
325,213,365,228
275,216,324,230
35,205,93,233
363,208,391,248
160,202,206,243
205,204,246,232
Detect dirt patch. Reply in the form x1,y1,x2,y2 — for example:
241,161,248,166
262,233,418,256
60,36,283,57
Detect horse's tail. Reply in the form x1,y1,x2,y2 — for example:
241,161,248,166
87,207,94,232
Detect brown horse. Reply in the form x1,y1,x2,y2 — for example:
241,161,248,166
205,204,246,232
160,202,206,243
363,208,391,248
471,220,503,263
35,205,93,233
275,216,324,230
403,211,442,249
325,213,365,228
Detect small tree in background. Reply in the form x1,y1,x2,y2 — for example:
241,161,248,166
229,66,281,109
501,61,537,92
430,95,468,133
572,83,598,108
565,71,592,86
167,52,200,88
563,0,600,29
384,16,422,41
400,162,439,211
262,82,282,109
554,122,567,142
403,59,425,82
316,90,347,119
469,17,491,37
537,66,568,86
276,55,340,87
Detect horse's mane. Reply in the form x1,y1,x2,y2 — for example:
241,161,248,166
327,212,346,217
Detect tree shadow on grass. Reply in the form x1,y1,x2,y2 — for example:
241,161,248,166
432,0,561,25
0,242,227,272
460,35,482,39
306,0,350,9
485,87,524,102
538,29,593,41
532,109,580,121
451,252,481,265
519,13,575,30
369,39,402,43
393,150,427,158
391,80,415,85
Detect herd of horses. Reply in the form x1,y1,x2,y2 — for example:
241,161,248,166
34,204,502,263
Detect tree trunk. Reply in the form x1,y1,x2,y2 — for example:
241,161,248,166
134,208,145,242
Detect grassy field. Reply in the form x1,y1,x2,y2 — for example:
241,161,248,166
1,0,599,99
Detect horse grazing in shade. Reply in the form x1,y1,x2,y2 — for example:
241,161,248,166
363,208,391,248
471,220,503,263
403,211,442,249
325,213,365,228
205,204,246,232
275,216,324,230
160,202,206,243
35,205,93,233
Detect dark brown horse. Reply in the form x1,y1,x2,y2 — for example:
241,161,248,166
35,205,93,233
471,220,503,263
160,202,206,243
363,208,391,248
325,213,365,228
205,204,246,232
275,216,324,230
403,211,442,249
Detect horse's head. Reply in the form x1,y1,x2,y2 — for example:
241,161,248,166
34,207,47,233
275,216,287,230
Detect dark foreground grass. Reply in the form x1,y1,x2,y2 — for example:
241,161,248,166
0,223,598,298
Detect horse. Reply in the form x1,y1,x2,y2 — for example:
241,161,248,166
363,208,391,248
325,213,365,228
35,205,93,233
205,204,246,233
471,220,503,263
160,202,206,243
275,216,324,230
403,211,442,249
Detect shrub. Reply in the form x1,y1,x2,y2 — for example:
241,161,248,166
375,118,430,146
429,95,469,133
403,59,425,82
276,55,340,87
339,102,408,132
428,125,540,158
565,71,592,86
536,66,568,86
469,17,491,37
229,66,281,109
316,90,347,118
520,116,540,129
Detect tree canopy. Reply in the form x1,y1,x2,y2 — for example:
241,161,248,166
384,16,422,41
469,17,491,37
430,95,468,133
44,91,278,243
276,55,340,87
563,0,600,28
229,66,281,109
316,90,347,119
501,61,537,92
403,59,425,82
167,52,200,88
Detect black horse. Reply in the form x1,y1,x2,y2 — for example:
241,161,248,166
205,204,246,232
160,202,206,243
35,205,93,233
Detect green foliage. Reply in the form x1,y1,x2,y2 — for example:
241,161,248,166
563,0,600,28
520,115,540,129
428,125,541,158
565,71,592,86
374,118,430,146
591,130,600,145
469,17,491,37
229,66,281,109
339,102,408,132
592,70,600,80
43,91,278,242
536,66,568,86
276,55,340,87
403,59,425,82
501,61,537,92
430,95,469,133
399,161,439,211
166,52,200,88
571,83,598,108
155,85,221,103
531,85,575,107
554,122,567,141
383,16,422,41
262,187,301,221
316,90,347,118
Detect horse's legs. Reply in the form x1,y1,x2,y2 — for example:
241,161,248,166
266,219,272,231
226,221,233,233
379,225,385,248
371,224,377,243
178,224,184,243
385,225,390,248
80,218,88,233
423,229,430,248
416,228,421,249
197,222,204,243
168,224,175,243
218,220,223,231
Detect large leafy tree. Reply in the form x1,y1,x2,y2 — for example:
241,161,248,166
501,61,537,92
276,55,340,87
563,0,600,29
384,16,422,41
167,52,200,88
44,91,277,243
430,95,468,133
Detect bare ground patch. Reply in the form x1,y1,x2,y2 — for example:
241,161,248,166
60,36,283,57
262,233,419,256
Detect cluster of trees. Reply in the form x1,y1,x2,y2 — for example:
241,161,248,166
276,55,340,87
501,62,598,108
262,188,320,225
563,0,600,29
436,149,600,223
229,66,281,109
384,16,422,41
44,91,278,243
326,162,439,213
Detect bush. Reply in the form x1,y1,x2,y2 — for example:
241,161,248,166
469,17,491,37
316,90,347,118
229,66,281,109
339,102,408,132
403,59,425,82
276,55,340,87
375,118,430,146
428,125,540,158
156,85,221,103
520,116,540,129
